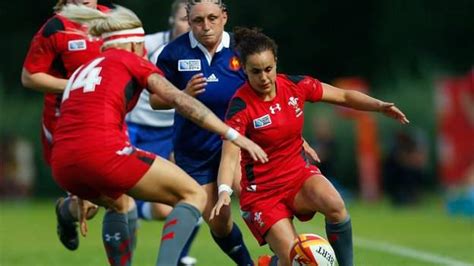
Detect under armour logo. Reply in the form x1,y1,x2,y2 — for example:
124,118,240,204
104,232,121,242
269,103,281,114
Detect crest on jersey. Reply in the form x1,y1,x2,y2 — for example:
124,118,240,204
288,96,302,117
178,59,201,71
68,40,87,51
253,114,272,129
229,56,241,71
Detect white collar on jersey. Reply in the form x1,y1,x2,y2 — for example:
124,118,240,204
188,31,230,65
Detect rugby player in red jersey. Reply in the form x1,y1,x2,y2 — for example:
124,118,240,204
211,27,409,266
52,5,267,265
21,0,109,251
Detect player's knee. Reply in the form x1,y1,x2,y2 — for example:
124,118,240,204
183,186,207,212
208,212,232,236
151,204,173,220
102,194,130,213
323,192,347,222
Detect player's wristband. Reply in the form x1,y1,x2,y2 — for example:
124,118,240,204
225,128,240,141
218,184,233,196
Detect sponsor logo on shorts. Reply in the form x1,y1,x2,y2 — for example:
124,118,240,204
178,59,201,71
253,114,272,129
68,40,87,51
254,211,265,228
246,184,257,192
116,146,135,156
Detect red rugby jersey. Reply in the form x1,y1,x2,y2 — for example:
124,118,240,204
22,5,109,132
226,74,323,192
54,48,162,149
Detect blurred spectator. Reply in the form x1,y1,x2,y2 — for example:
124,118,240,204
309,116,337,177
383,129,428,206
446,163,474,217
309,116,352,201
0,134,35,199
437,69,473,216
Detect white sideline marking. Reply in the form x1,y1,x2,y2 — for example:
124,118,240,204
356,237,474,266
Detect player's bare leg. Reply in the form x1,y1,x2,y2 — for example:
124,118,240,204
293,175,353,266
264,218,297,266
201,182,254,265
127,157,206,266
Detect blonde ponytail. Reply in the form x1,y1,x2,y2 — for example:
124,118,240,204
59,4,143,37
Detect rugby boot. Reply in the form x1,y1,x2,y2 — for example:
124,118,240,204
55,197,79,250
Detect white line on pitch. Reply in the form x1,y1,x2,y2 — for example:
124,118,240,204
355,237,473,266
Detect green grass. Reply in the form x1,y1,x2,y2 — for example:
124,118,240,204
0,196,473,265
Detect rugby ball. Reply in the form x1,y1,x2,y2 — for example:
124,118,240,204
289,233,337,266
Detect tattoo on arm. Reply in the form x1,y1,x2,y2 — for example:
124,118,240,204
150,75,210,126
173,90,210,126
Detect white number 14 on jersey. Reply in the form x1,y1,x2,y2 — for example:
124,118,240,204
62,57,105,102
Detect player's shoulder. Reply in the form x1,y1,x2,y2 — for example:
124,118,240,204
41,13,85,38
279,74,309,85
40,15,66,38
226,95,248,120
164,32,190,51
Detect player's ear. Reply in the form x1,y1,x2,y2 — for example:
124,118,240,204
168,16,175,27
222,9,228,24
131,42,145,57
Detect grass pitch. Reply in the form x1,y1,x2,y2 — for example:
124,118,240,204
0,195,473,265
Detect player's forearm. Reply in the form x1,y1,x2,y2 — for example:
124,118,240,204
173,92,229,135
149,93,174,110
217,141,240,187
149,74,229,136
322,83,383,112
21,69,67,93
343,90,384,111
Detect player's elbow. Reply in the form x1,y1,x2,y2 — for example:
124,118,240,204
21,68,33,88
21,68,40,91
149,93,173,110
147,74,175,109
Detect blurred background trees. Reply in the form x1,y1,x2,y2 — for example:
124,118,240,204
0,0,472,201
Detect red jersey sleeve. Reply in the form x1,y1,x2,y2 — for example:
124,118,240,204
225,96,249,135
23,18,63,74
300,76,323,102
125,54,164,90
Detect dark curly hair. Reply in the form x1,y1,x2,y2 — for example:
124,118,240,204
233,27,278,65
